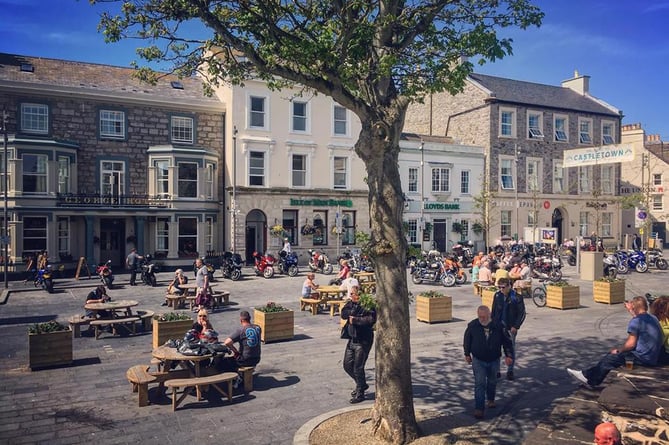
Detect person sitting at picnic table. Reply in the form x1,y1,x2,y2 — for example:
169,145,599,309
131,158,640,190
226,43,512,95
302,273,320,299
510,260,532,292
494,263,509,286
193,309,215,338
167,268,188,295
339,271,360,299
213,311,262,388
85,285,112,319
330,258,351,285
477,261,493,286
650,295,669,365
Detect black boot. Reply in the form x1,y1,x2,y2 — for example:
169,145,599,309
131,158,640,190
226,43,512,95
349,391,365,404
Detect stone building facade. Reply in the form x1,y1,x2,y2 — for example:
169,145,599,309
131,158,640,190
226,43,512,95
405,71,624,247
0,53,225,268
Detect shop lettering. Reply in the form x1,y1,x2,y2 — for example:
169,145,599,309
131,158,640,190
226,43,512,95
289,198,353,208
423,202,460,210
58,194,168,207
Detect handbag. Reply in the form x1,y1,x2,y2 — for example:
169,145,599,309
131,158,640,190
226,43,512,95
340,321,351,339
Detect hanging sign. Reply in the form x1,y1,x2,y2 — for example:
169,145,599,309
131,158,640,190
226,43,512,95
563,144,634,167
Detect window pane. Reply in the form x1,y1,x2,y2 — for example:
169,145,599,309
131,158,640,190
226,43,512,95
178,162,198,197
342,211,355,245
21,103,48,133
282,210,298,245
178,217,198,257
155,160,170,197
100,110,125,138
58,156,70,194
408,168,418,192
171,116,194,143
250,96,265,127
334,105,347,135
313,212,328,245
292,101,307,131
292,154,306,187
156,217,169,251
23,154,48,193
460,171,469,194
23,216,47,253
249,151,265,186
334,157,347,189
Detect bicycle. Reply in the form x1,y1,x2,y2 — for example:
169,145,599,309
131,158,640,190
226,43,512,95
529,280,548,307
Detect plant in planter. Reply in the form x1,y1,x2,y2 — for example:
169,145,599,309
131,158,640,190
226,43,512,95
481,285,498,309
152,312,193,348
254,301,294,343
270,224,286,238
546,280,580,309
472,221,484,236
28,320,73,370
301,223,315,235
593,276,626,304
416,290,452,323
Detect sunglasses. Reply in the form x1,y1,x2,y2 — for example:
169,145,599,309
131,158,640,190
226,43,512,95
498,285,507,289
198,315,207,318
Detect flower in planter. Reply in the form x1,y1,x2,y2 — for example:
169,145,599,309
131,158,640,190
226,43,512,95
419,290,447,298
270,224,286,238
28,320,69,334
153,312,192,322
482,285,499,292
596,276,625,283
547,280,574,287
256,301,290,313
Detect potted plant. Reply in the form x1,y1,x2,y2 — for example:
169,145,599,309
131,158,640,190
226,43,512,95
342,293,378,327
416,290,452,323
546,280,580,310
152,312,193,348
593,276,626,304
254,302,294,343
481,285,498,309
28,320,73,370
270,224,286,238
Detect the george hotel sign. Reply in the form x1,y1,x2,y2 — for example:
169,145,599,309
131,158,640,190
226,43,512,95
563,144,634,167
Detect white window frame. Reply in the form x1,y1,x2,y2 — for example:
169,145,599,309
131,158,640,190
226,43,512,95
602,121,615,145
408,167,418,193
57,217,69,257
431,167,450,193
554,114,569,142
100,160,126,196
177,161,198,198
20,103,48,134
578,166,592,194
156,217,169,252
154,159,170,198
527,110,544,139
579,212,589,237
601,165,614,195
291,153,308,188
290,100,310,133
499,107,517,138
171,115,194,144
333,104,349,137
602,212,612,237
460,170,470,194
500,211,511,237
653,174,662,186
653,195,663,211
553,160,564,193
246,146,270,187
99,110,126,139
57,156,70,194
407,219,417,244
579,118,593,145
526,158,542,193
205,217,214,252
248,94,269,130
204,162,215,199
499,157,515,190
333,156,350,190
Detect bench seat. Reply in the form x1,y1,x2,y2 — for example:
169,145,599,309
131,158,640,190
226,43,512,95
300,297,321,315
68,314,95,338
326,300,347,317
237,366,255,393
126,365,157,407
164,372,239,411
136,310,155,332
89,317,139,339
165,294,186,309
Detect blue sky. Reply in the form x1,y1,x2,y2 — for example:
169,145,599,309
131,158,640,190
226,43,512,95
2,0,668,139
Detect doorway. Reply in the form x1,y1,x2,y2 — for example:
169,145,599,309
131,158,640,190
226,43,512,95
245,210,267,264
552,208,564,245
433,219,447,253
99,218,125,267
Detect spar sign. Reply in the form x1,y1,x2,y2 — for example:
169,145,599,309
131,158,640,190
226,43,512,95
563,144,634,167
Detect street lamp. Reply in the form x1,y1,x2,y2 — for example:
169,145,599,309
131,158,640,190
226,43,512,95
231,126,238,253
514,144,521,241
420,139,425,249
2,108,8,289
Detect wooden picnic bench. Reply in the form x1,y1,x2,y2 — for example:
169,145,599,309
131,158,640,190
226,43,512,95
237,366,255,393
165,294,186,309
89,317,139,339
186,291,231,311
136,310,155,332
126,365,157,407
300,297,321,315
326,300,347,317
164,372,239,411
68,314,96,338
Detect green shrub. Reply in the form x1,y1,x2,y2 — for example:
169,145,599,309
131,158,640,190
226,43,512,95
153,312,192,322
28,320,69,334
255,301,290,313
418,290,447,298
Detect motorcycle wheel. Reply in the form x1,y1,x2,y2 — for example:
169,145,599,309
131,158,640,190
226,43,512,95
263,267,275,279
568,256,576,267
605,266,618,279
323,264,333,275
103,276,113,288
617,263,629,274
149,275,157,287
455,272,467,285
45,279,54,293
657,259,668,270
635,262,648,273
411,273,423,285
231,269,242,281
308,264,317,272
288,265,299,277
442,273,456,287
548,269,562,282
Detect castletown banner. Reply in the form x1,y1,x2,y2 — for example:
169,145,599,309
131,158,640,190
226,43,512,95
563,144,634,167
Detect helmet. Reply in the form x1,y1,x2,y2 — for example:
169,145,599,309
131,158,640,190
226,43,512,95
183,329,199,343
201,329,219,342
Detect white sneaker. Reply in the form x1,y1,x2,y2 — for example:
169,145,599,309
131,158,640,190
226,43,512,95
567,368,589,385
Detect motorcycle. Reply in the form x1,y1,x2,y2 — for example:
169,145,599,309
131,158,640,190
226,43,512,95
603,253,618,278
626,249,648,273
444,257,468,285
277,250,299,277
139,254,158,287
614,250,630,274
220,252,243,281
96,259,114,288
451,241,474,267
531,254,562,281
645,248,668,270
34,265,54,293
253,251,275,278
411,255,456,287
308,249,333,274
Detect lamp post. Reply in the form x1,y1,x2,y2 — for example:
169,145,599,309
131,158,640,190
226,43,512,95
231,126,238,253
514,145,521,242
420,139,425,249
641,153,650,249
2,108,8,289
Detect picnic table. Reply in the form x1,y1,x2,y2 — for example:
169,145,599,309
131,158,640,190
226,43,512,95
353,271,375,283
83,300,140,339
317,285,345,300
152,345,214,400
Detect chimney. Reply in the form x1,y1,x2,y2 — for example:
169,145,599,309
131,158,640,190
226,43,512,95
562,69,590,95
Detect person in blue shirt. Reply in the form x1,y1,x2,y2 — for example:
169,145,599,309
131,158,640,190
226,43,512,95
568,295,663,387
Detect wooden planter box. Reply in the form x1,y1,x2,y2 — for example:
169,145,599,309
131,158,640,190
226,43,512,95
416,295,452,323
254,309,294,343
546,285,580,310
29,329,73,370
593,280,626,304
481,289,496,309
152,319,193,348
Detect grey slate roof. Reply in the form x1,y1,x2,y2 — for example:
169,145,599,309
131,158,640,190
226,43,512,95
469,72,620,117
0,53,223,109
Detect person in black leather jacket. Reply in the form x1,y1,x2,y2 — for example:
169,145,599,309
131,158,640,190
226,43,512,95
491,277,526,380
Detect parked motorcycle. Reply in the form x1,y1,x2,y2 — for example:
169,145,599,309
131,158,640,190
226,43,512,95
193,258,217,282
253,251,275,278
220,252,243,281
96,259,114,288
626,249,648,273
139,254,158,287
531,254,562,281
451,241,474,267
603,253,618,278
308,249,333,274
34,265,54,293
411,255,456,287
277,250,299,277
614,250,630,274
645,248,668,270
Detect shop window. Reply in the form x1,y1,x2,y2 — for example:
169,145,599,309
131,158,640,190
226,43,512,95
313,212,328,246
23,216,47,254
283,210,298,245
178,217,198,257
341,211,355,245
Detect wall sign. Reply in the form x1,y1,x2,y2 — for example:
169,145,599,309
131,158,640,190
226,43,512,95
289,198,353,208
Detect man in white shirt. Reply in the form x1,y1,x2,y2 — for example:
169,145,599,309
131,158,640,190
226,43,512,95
339,271,360,299
282,238,292,253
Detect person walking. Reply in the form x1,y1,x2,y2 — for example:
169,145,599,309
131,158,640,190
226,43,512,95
632,233,641,250
490,277,526,380
125,248,142,286
463,305,514,420
194,257,211,310
341,286,376,404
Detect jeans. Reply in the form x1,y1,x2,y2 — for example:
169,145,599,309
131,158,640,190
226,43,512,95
343,339,372,393
583,352,628,386
472,357,499,410
129,267,137,285
506,329,517,373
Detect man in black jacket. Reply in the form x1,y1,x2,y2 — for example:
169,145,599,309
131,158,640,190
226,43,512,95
341,286,376,404
491,277,526,380
464,305,514,420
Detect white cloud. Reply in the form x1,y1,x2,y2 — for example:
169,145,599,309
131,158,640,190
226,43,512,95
642,2,669,13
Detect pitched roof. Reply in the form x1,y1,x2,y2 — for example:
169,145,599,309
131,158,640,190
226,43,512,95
0,53,224,110
469,73,620,117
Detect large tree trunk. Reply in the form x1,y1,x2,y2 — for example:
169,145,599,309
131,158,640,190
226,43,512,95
355,114,418,444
